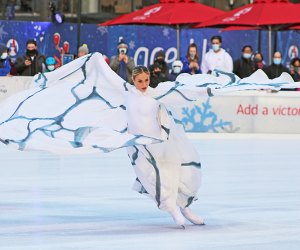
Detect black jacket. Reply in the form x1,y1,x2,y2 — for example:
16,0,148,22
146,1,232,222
263,63,290,79
233,57,257,78
15,52,46,76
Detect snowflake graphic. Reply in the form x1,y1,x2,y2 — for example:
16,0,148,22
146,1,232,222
129,40,135,50
162,28,170,37
97,26,108,36
33,24,46,44
181,98,239,133
0,25,8,40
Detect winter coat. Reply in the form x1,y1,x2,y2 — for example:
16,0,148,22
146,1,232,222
110,56,135,84
263,63,290,79
233,57,257,78
15,53,46,76
0,58,11,76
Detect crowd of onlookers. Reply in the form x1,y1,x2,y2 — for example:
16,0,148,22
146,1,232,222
1,36,300,91
0,39,93,77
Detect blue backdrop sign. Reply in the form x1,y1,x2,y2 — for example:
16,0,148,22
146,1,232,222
0,20,299,68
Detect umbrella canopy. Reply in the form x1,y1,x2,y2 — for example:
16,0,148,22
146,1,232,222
100,0,224,26
195,0,300,29
99,0,224,60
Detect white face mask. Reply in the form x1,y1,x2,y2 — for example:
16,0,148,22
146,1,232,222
1,52,8,60
47,65,55,71
243,53,252,59
212,44,220,52
119,48,127,54
173,66,181,74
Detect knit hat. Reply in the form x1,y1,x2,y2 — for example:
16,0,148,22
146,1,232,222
78,44,89,55
155,50,165,59
118,39,128,48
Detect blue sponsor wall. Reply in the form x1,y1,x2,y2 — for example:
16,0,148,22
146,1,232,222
0,20,300,67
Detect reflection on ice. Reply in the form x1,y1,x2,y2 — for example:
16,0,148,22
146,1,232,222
1,134,300,250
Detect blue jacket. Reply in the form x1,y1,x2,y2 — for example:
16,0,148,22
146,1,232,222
181,56,200,74
0,59,11,76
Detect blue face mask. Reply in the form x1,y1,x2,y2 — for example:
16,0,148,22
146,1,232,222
243,53,252,59
212,44,220,52
273,58,281,65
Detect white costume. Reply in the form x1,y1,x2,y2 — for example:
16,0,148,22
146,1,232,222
0,53,298,224
125,87,201,212
201,48,233,74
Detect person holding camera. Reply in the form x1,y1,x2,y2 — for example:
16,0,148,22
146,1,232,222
110,39,135,84
14,39,46,76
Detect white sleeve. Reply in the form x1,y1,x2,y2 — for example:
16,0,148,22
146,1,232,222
200,53,209,74
224,52,233,72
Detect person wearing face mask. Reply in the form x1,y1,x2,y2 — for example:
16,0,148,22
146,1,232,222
168,60,183,81
0,43,11,76
289,57,300,82
181,43,200,75
233,45,257,78
149,62,168,88
263,51,290,80
201,35,233,74
15,39,46,76
149,50,169,78
253,52,265,70
110,39,135,84
45,57,57,72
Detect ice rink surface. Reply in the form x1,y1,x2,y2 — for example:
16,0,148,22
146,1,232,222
0,134,300,250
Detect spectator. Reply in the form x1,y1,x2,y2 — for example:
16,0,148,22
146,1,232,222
45,57,57,72
233,45,256,78
201,35,233,74
14,39,45,76
110,39,135,84
289,57,300,82
0,43,11,76
168,60,183,81
263,51,289,79
78,44,89,57
149,62,168,88
150,50,169,77
253,52,265,70
181,43,200,75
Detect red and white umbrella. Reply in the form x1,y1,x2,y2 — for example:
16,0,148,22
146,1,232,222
100,0,224,58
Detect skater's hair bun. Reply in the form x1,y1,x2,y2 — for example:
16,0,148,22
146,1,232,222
132,65,150,80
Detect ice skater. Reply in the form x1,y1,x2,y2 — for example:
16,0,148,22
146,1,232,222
126,66,204,228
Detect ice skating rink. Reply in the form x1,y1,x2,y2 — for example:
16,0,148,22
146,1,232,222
0,133,300,250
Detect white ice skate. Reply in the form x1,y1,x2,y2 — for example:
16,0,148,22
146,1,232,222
169,206,186,229
180,207,205,225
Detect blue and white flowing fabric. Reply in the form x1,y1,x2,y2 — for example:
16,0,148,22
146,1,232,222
0,52,299,211
0,52,298,154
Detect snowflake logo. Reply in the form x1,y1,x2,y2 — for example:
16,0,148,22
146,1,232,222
97,26,108,36
0,24,8,40
129,40,135,50
162,28,170,37
181,98,239,133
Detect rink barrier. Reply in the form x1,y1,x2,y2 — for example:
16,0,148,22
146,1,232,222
1,77,300,134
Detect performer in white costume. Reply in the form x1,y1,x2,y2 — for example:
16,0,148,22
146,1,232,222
0,53,299,228
126,66,203,227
